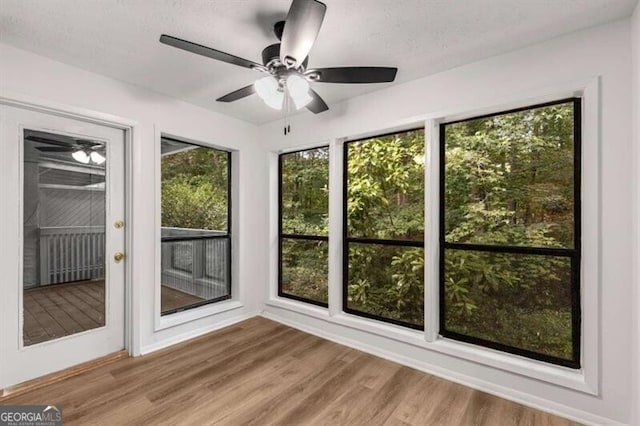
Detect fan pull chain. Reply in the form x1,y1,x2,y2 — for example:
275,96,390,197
283,88,291,136
283,89,287,135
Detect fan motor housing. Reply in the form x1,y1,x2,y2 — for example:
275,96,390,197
261,43,309,71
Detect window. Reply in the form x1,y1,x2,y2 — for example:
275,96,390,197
279,147,329,306
344,129,425,329
440,99,581,368
160,137,232,315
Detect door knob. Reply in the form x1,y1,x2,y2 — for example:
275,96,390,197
114,252,125,262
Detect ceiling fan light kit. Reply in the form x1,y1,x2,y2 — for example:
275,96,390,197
286,74,312,109
71,150,105,165
159,0,399,119
26,131,106,163
265,90,285,110
71,150,91,164
254,76,282,109
89,151,106,165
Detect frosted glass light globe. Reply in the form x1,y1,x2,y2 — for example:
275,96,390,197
254,76,279,100
264,90,284,110
72,150,90,164
286,75,312,109
90,151,106,165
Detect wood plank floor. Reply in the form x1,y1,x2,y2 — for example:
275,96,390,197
2,317,579,426
161,285,205,313
23,280,105,346
24,281,203,345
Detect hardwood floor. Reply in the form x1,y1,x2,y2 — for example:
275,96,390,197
2,317,578,425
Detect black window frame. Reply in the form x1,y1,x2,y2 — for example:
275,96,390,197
160,136,233,316
343,128,425,330
278,146,330,308
438,98,582,369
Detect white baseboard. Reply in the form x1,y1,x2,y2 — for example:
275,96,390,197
261,310,623,426
139,311,257,355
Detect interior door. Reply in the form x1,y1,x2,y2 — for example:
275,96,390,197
0,104,126,389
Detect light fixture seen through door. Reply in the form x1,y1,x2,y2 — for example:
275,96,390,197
72,150,105,165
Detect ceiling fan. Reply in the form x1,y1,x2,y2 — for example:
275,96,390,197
159,0,398,115
26,131,105,165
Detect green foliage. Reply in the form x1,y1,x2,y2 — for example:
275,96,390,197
347,132,424,240
347,244,424,325
161,146,229,231
444,105,575,249
281,147,329,236
280,147,329,303
162,103,577,362
443,102,576,360
281,239,328,303
342,131,425,326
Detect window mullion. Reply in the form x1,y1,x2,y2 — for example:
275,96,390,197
425,118,440,342
328,137,344,317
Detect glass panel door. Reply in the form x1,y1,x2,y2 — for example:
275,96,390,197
23,130,108,346
0,104,125,390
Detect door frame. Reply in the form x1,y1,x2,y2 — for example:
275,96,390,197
1,90,140,357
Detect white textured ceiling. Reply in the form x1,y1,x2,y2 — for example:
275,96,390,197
0,0,637,124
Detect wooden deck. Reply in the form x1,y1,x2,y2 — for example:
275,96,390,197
4,317,578,425
161,285,205,313
24,281,204,345
24,280,105,346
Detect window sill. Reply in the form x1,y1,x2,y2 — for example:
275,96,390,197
427,337,594,395
264,297,596,395
156,299,244,331
265,297,330,319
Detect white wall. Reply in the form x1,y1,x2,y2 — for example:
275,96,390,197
631,3,640,425
0,43,265,358
258,19,634,425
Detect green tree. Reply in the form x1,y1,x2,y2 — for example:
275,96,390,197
161,146,229,231
443,102,576,359
163,102,577,361
345,131,425,326
280,147,329,303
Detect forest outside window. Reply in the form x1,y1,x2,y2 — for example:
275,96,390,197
279,147,329,306
440,98,581,368
344,129,425,329
160,137,232,315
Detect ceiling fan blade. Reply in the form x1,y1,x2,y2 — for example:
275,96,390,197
216,84,256,102
280,0,326,69
35,146,73,152
160,35,265,71
306,88,329,114
26,133,75,147
26,132,102,148
307,67,397,83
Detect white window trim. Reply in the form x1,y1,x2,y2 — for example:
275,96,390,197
424,77,600,395
154,129,242,331
268,77,600,395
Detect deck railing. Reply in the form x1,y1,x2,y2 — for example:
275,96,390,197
37,226,231,299
160,227,230,301
39,226,105,285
